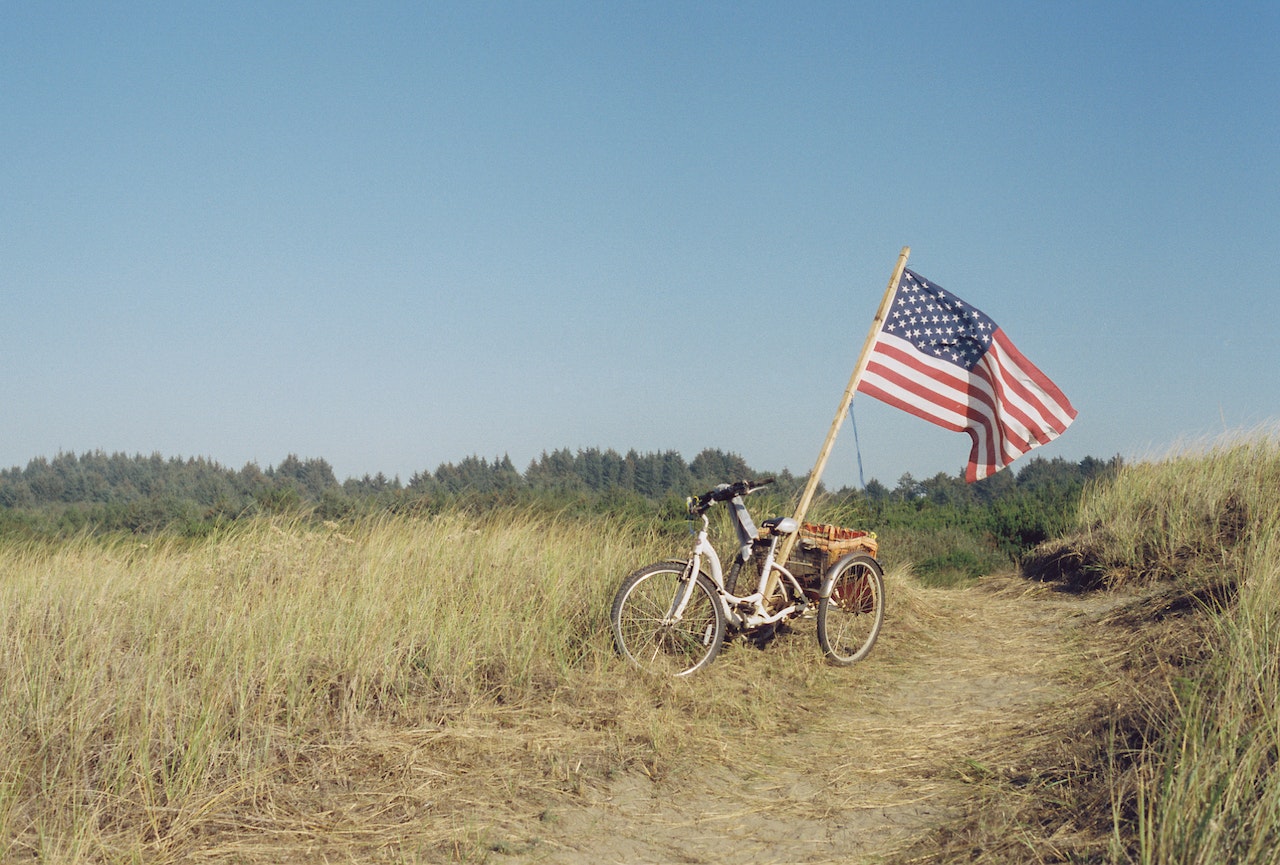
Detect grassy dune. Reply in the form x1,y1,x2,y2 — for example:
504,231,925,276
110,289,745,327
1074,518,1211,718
1141,532,1280,864
1087,436,1280,864
1021,432,1280,863
0,510,676,860
0,505,933,862
6,434,1279,863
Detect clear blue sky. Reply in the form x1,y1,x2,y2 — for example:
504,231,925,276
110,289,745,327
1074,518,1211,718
4,2,1278,490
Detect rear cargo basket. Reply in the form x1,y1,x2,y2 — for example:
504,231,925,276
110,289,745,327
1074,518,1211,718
786,522,879,589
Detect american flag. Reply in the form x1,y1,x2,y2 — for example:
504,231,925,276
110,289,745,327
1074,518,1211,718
856,268,1077,482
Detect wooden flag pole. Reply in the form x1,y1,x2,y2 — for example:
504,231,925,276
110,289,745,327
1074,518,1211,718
777,245,911,565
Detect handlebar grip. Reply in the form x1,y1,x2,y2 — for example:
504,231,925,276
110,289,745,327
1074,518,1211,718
735,478,774,496
689,478,776,514
689,485,726,514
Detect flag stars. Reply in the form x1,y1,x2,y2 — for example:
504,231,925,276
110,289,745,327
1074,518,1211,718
887,269,999,370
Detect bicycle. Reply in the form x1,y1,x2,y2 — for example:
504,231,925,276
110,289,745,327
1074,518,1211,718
609,478,885,676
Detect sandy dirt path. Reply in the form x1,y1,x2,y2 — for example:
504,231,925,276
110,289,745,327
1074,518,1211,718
489,579,1097,865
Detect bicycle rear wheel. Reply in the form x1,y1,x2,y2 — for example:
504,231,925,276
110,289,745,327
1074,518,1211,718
816,553,885,665
610,561,726,676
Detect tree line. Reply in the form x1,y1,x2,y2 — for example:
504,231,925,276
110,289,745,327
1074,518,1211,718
0,447,1120,559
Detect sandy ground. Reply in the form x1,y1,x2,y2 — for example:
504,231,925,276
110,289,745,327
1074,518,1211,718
489,580,1101,865
173,577,1114,864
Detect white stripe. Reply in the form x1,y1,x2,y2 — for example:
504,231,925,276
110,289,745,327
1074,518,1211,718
980,344,1073,446
862,332,1072,480
977,357,1043,455
986,339,1076,431
861,338,971,425
860,368,969,430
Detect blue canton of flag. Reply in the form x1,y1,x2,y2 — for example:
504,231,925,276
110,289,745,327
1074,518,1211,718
881,271,998,370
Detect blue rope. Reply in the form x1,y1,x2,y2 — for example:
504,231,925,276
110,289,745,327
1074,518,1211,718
849,403,866,490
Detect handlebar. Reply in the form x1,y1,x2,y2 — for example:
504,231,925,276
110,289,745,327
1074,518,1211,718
688,478,775,515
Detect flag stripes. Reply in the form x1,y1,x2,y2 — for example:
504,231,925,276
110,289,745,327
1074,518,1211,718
856,271,1077,481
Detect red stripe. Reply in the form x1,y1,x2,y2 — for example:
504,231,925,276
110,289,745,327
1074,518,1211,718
862,350,971,429
866,340,967,393
862,347,1004,475
860,329,1075,481
981,347,1060,443
863,344,999,436
971,359,1037,451
857,374,966,433
994,336,1074,433
990,330,1077,424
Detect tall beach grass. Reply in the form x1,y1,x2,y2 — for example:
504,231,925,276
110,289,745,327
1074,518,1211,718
1073,431,1280,586
1067,432,1280,863
1134,530,1280,864
0,508,672,861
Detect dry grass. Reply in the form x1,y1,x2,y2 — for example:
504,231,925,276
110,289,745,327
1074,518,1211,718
13,428,1277,865
1025,428,1280,591
932,430,1280,865
1129,527,1280,864
0,510,672,861
0,508,941,863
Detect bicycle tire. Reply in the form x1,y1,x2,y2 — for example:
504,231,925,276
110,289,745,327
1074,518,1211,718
816,553,885,665
610,560,726,676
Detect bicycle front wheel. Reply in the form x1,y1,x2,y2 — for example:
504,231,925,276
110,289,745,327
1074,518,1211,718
610,561,726,676
816,553,885,665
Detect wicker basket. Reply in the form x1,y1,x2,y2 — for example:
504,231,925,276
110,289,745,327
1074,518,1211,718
785,522,878,590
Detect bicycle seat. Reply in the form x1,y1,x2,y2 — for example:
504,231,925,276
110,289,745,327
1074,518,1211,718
760,517,798,536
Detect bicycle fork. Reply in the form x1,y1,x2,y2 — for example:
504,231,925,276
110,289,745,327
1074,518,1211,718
664,556,702,624
663,526,721,647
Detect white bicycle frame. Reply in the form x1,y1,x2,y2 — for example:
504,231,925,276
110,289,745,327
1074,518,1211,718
665,507,810,632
